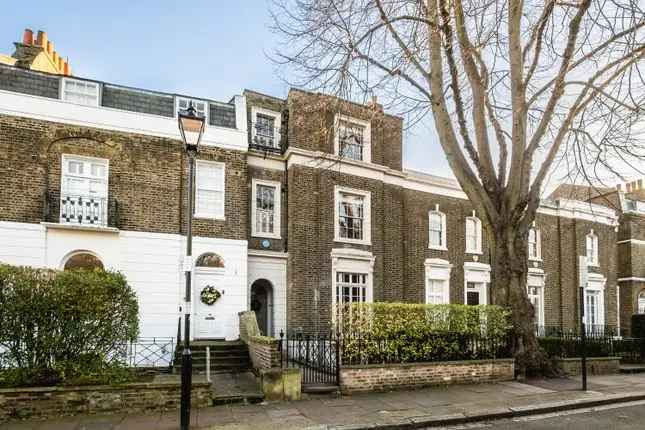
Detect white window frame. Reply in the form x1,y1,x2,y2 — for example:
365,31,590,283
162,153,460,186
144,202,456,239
584,273,606,329
586,230,599,267
465,213,483,254
428,204,448,251
176,97,209,123
528,226,542,261
61,78,100,107
61,154,109,197
334,186,371,245
251,106,281,149
251,178,281,239
464,262,490,305
527,269,545,329
331,248,375,325
194,160,225,220
424,258,452,304
333,114,371,163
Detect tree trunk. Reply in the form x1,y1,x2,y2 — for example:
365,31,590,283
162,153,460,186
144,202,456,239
490,223,550,376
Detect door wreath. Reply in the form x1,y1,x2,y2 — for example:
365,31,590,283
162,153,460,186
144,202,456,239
200,286,222,306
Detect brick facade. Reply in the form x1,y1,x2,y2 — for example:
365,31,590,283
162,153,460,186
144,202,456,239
0,63,622,341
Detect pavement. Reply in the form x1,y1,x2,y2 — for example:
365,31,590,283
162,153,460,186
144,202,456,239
5,373,645,429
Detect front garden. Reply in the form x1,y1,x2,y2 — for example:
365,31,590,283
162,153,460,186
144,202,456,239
0,264,142,388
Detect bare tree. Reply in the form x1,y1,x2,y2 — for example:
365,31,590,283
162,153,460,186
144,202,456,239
271,0,645,370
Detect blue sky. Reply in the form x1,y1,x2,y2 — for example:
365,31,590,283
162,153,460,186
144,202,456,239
1,1,451,177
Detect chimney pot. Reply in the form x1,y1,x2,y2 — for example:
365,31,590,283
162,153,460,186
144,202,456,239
23,29,33,45
638,179,643,190
52,51,58,65
46,40,53,54
627,183,632,192
36,31,47,48
63,61,71,76
616,184,622,191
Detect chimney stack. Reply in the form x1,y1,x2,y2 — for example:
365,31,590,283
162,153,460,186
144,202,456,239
36,31,47,48
22,28,33,45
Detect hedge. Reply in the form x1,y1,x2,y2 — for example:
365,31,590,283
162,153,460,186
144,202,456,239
0,264,139,387
336,303,512,364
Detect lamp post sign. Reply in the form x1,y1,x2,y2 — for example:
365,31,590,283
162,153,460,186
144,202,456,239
178,102,205,430
578,255,588,391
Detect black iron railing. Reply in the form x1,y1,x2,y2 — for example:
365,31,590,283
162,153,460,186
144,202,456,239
279,331,339,386
44,192,120,228
250,122,283,153
119,337,176,369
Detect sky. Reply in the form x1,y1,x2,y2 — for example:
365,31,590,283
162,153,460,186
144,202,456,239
1,0,452,178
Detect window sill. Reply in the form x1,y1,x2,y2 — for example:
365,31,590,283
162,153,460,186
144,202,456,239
465,250,483,255
194,214,225,221
429,245,448,251
252,233,281,240
334,237,372,246
587,263,600,268
529,257,543,262
41,222,119,234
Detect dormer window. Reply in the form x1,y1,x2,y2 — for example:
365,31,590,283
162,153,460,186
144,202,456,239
251,107,281,151
465,212,482,254
586,230,599,266
61,78,99,107
334,114,371,162
177,97,208,122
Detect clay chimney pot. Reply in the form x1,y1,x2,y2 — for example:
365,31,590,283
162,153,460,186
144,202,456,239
616,184,622,191
627,183,632,192
36,31,48,48
23,29,33,45
46,41,53,54
52,51,58,65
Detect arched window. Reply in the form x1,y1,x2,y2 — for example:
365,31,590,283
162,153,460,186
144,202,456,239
195,252,225,268
63,252,104,271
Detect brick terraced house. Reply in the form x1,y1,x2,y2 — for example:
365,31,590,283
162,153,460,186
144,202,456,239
0,30,622,341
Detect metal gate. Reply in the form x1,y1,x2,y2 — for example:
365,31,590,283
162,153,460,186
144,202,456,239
279,331,339,387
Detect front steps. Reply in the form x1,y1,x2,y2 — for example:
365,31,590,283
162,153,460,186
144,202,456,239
173,340,253,374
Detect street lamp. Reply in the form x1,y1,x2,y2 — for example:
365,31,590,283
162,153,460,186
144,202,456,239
178,101,205,430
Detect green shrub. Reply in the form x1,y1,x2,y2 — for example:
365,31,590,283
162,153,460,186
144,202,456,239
0,264,139,387
632,314,645,338
336,303,512,364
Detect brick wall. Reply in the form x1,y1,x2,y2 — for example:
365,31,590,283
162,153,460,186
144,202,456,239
248,337,281,370
286,89,403,171
339,359,514,393
556,357,620,376
0,114,248,240
0,382,212,422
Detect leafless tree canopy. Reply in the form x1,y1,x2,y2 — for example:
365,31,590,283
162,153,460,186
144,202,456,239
272,0,645,231
272,0,644,362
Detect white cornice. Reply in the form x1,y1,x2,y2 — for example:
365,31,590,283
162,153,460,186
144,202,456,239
247,154,285,171
617,239,645,245
248,249,288,259
618,277,645,282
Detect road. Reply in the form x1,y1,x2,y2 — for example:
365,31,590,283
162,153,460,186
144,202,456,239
435,400,645,429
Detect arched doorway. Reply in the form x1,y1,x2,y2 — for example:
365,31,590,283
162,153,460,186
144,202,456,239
250,279,273,336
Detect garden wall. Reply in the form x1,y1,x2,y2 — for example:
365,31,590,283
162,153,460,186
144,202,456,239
556,357,620,376
0,381,212,422
339,359,514,393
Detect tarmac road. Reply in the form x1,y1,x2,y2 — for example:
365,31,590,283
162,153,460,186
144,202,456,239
435,399,645,429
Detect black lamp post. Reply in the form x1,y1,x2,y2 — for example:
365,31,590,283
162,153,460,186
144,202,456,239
178,101,205,430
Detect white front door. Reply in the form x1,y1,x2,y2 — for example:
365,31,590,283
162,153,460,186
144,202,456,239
194,269,226,339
